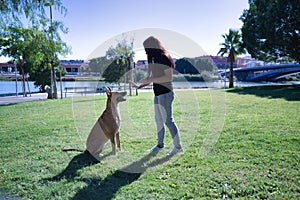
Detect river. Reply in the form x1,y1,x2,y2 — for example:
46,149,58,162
0,81,104,96
0,80,297,96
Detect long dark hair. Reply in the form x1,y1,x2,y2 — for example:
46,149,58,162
143,36,176,68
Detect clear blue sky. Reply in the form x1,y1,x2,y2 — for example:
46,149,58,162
1,0,249,62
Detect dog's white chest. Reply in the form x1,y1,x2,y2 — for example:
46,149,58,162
112,107,121,129
115,115,121,129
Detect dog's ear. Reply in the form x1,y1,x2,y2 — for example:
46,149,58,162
106,87,112,96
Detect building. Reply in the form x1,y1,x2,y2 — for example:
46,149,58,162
0,63,16,74
195,55,257,69
0,60,85,76
60,60,84,75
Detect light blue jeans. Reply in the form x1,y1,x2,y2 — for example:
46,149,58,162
154,91,181,148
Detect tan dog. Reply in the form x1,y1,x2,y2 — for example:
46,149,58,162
63,87,127,159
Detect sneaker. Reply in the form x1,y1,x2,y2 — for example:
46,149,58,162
149,145,165,152
167,147,184,156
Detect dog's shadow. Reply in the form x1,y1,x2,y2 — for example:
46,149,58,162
46,151,108,181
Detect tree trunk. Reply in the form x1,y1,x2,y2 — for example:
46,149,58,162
21,65,27,97
26,76,31,97
229,61,234,88
228,49,235,88
51,65,57,98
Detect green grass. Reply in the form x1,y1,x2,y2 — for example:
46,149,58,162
0,85,299,199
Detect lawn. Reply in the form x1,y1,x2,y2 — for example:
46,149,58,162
0,85,299,199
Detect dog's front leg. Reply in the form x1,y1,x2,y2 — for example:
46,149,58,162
116,132,121,151
110,136,117,155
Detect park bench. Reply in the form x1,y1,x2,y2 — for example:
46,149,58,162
64,86,106,98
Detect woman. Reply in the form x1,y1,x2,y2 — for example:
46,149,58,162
130,36,183,155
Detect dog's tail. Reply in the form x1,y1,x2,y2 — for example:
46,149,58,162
62,148,85,152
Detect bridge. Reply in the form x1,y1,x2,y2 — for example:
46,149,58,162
220,64,300,82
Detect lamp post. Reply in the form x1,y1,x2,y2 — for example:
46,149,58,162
46,1,57,98
15,62,18,96
129,41,134,96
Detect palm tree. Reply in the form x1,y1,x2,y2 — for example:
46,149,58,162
218,29,246,88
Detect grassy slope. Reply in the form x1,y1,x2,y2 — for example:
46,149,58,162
0,86,299,199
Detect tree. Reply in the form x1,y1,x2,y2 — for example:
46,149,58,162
103,37,135,90
175,58,198,74
106,38,134,62
0,0,66,28
102,60,127,84
0,26,69,96
0,0,69,99
88,56,112,75
29,56,66,92
240,0,300,62
175,57,216,75
0,27,42,96
218,29,246,88
194,58,216,73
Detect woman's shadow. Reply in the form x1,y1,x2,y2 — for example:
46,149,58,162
44,151,174,199
71,151,174,200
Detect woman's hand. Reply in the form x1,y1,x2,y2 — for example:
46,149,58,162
128,80,139,88
128,80,150,89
